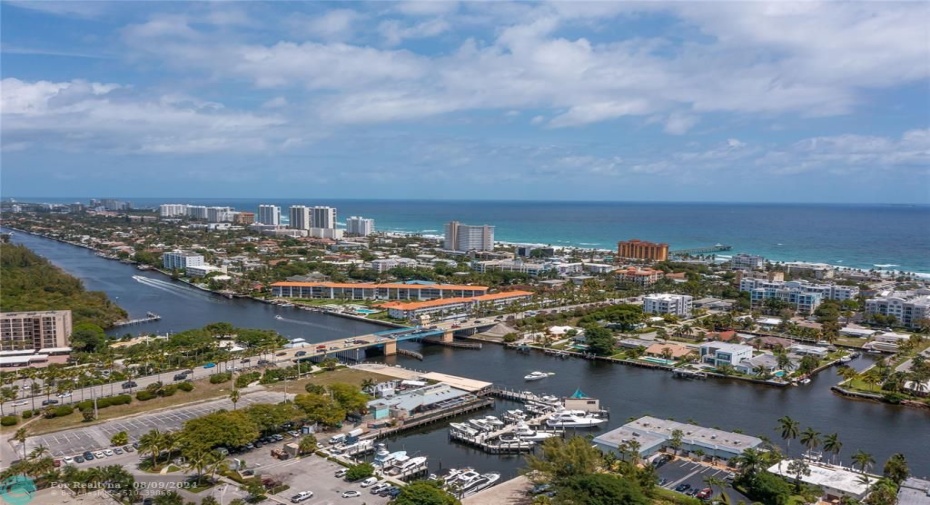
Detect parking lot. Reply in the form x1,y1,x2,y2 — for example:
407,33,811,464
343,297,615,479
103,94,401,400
655,459,750,504
32,390,284,457
233,449,393,505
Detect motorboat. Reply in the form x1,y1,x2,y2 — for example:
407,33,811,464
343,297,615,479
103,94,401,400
513,423,558,441
374,449,407,467
462,472,501,496
483,416,505,428
449,423,478,437
468,419,492,431
503,409,526,422
546,410,607,428
539,395,561,405
451,470,481,489
440,468,472,487
524,371,554,381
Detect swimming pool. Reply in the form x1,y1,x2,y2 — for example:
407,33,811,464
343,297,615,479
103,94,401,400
354,308,380,315
642,357,675,366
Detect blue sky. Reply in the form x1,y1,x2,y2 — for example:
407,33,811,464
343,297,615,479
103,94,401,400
1,1,928,203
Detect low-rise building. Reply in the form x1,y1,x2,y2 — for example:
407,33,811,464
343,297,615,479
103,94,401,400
616,267,663,287
731,253,765,270
643,293,693,318
767,461,877,501
865,291,930,329
700,342,754,367
644,343,694,360
897,477,930,505
163,250,205,270
593,416,762,462
270,281,489,301
867,331,912,352
380,291,533,321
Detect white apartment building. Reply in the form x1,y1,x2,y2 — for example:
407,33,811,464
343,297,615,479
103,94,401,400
311,206,337,229
163,250,205,270
289,205,311,230
444,221,495,252
370,258,419,273
159,204,188,217
257,205,281,225
700,342,754,367
643,293,693,317
731,253,765,270
866,292,930,329
206,206,233,223
346,216,375,236
739,279,857,313
186,205,208,220
308,227,344,240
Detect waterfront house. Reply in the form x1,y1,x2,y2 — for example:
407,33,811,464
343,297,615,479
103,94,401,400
699,342,754,368
767,461,876,501
867,331,912,352
789,343,830,358
644,343,694,360
734,354,780,375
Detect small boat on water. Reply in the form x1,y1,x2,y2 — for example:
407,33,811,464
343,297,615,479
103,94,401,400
524,371,555,381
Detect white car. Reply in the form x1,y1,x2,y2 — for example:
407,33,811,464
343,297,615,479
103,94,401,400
290,491,313,503
104,449,114,457
57,392,72,398
12,401,28,406
62,456,75,465
342,490,361,498
360,477,378,488
94,451,105,459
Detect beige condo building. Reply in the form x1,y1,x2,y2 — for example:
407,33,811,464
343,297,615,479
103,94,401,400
0,310,73,351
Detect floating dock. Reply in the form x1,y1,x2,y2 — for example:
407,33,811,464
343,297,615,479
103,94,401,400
113,312,161,327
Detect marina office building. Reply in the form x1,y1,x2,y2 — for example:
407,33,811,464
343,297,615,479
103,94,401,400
270,281,489,301
593,416,762,462
0,310,73,351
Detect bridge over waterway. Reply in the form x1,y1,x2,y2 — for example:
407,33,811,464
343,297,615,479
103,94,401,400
274,319,502,364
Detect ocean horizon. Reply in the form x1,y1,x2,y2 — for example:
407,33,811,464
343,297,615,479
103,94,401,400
8,198,930,276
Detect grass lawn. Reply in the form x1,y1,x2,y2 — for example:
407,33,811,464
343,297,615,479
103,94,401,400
835,337,867,348
264,367,394,393
650,487,702,505
1,377,241,436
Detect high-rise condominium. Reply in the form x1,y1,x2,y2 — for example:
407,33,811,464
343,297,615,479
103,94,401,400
444,221,495,252
257,205,281,225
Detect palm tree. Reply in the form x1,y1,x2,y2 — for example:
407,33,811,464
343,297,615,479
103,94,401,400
732,448,764,478
13,427,29,460
823,433,842,465
852,450,875,474
799,427,820,459
776,416,800,457
836,366,858,384
703,475,727,502
230,388,240,410
138,428,165,467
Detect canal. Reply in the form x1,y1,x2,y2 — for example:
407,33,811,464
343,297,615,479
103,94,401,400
7,230,930,477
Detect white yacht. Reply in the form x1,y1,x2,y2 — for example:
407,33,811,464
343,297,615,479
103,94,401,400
524,371,554,381
375,450,407,467
513,423,559,441
546,410,607,428
483,416,505,428
503,409,526,422
468,419,492,431
449,423,478,437
462,473,501,496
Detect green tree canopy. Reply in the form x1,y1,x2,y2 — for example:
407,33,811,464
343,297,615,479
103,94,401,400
243,403,301,435
328,383,370,413
294,393,346,426
180,410,258,452
525,436,602,483
582,325,616,356
393,480,461,505
556,473,649,505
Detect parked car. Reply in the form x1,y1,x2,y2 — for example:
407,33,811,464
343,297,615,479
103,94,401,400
696,488,713,500
675,484,692,493
113,447,123,455
123,445,134,453
41,399,59,406
57,392,72,398
360,477,378,488
369,483,388,494
122,381,137,389
94,451,105,459
104,449,114,457
203,362,216,369
82,451,94,461
63,456,74,465
74,456,85,463
335,468,348,478
342,490,361,498
173,374,187,381
290,490,313,503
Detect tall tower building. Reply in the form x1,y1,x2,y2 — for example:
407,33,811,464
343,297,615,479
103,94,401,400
289,206,311,230
311,206,337,229
346,216,375,236
257,205,281,225
617,239,669,262
444,221,495,252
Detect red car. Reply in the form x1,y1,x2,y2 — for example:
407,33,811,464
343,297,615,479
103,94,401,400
696,488,713,500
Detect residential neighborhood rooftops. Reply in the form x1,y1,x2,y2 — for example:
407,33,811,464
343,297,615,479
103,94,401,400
897,477,930,505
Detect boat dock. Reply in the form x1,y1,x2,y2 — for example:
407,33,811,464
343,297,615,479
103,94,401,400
669,244,732,257
672,368,708,379
112,312,161,327
396,349,424,360
448,430,538,454
367,398,495,439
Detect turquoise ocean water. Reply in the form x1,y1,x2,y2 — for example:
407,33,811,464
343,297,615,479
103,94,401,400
14,199,930,276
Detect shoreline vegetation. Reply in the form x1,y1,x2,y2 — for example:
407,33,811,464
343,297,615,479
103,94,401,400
0,242,127,329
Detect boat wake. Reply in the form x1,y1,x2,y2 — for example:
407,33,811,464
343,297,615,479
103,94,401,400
132,275,221,303
272,315,335,330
